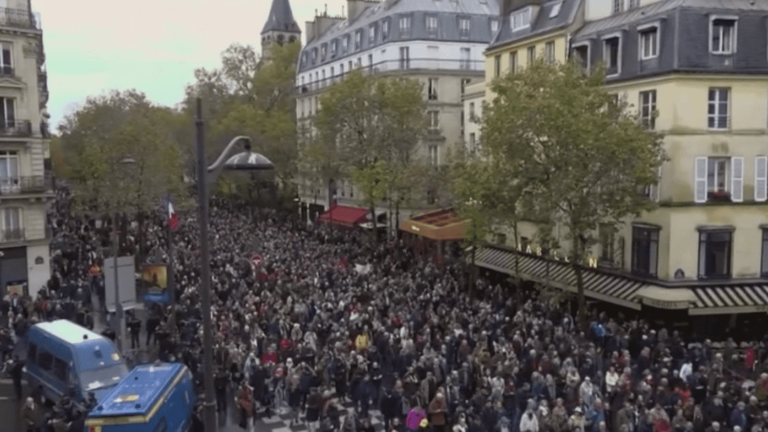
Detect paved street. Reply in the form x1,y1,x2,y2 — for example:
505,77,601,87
0,378,24,432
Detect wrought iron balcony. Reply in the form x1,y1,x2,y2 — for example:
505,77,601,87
0,8,41,30
0,228,24,242
0,175,53,195
0,120,32,137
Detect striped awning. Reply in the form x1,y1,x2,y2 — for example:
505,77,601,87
690,285,768,315
475,247,644,310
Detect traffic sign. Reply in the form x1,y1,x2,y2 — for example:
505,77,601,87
251,254,263,268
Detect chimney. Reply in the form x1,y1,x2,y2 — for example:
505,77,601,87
305,20,316,43
347,0,368,22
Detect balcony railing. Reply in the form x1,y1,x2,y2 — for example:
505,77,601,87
0,65,13,76
0,120,32,137
0,8,41,30
0,228,24,242
0,175,53,195
297,58,485,94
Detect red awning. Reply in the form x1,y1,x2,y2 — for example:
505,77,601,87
318,206,369,227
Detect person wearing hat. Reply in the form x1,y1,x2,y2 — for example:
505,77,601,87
569,407,585,431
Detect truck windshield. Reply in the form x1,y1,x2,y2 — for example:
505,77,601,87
80,364,129,392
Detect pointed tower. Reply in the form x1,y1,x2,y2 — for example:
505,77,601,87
261,0,301,55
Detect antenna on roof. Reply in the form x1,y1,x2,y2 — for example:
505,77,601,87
325,4,328,15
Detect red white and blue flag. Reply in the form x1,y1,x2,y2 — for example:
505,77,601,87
168,200,179,231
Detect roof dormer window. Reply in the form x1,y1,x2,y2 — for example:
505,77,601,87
510,8,532,32
369,25,376,44
331,40,338,57
382,20,390,40
490,18,499,34
459,18,471,38
355,31,362,50
321,44,327,60
427,16,438,36
312,49,317,64
343,36,349,52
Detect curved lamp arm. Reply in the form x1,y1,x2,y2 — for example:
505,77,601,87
205,135,251,187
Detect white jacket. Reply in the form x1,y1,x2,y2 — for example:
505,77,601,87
520,412,539,432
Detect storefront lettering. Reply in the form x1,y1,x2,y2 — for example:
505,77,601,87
756,305,768,312
516,243,598,268
644,299,686,309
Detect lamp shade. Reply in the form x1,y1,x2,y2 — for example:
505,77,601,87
223,152,275,171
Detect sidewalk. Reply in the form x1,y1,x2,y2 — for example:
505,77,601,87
90,292,157,367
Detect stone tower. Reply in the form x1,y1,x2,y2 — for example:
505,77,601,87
261,0,301,55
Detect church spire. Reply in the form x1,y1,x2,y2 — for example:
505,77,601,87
261,0,301,35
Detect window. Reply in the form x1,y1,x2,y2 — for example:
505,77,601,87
0,150,19,190
698,230,732,279
761,229,768,276
694,156,744,203
509,51,518,73
27,343,37,364
428,145,439,166
527,46,536,63
368,54,373,73
53,357,68,382
369,26,376,44
469,102,475,119
708,87,729,129
710,18,736,54
461,78,471,94
572,44,589,70
429,111,439,129
629,0,640,8
342,36,349,52
0,43,11,75
639,26,658,59
37,350,53,371
459,18,471,38
382,21,389,40
632,226,658,277
428,78,438,100
510,8,532,31
639,90,656,129
603,36,621,76
321,70,325,87
312,49,317,64
340,64,344,78
330,66,335,82
599,224,615,265
469,133,476,150
400,16,412,35
399,46,410,69
321,44,327,60
545,41,555,64
427,189,436,204
613,0,624,14
460,47,471,69
355,31,362,50
427,16,438,35
756,156,767,202
494,55,501,77
550,1,563,18
331,40,338,56
153,417,168,432
491,19,499,34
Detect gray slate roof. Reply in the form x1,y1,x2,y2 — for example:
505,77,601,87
488,0,583,50
262,0,301,35
575,0,768,38
299,0,501,73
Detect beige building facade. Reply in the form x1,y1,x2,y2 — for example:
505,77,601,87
0,0,52,298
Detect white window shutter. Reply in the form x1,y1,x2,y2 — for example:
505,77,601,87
651,166,661,202
694,157,708,203
731,156,744,202
755,156,767,202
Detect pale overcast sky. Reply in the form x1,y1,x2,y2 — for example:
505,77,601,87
36,0,346,131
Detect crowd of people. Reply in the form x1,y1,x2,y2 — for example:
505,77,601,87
4,189,768,432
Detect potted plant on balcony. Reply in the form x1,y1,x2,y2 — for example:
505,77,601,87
708,190,731,202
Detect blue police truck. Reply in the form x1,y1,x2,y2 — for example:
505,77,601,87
24,319,129,407
84,362,197,432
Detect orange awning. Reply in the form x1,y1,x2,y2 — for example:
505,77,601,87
399,208,468,241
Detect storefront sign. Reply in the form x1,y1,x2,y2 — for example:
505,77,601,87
515,243,598,268
641,298,690,310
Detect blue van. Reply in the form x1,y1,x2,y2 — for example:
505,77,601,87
84,362,197,432
24,319,129,407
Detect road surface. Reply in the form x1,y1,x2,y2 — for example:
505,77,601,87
0,378,24,432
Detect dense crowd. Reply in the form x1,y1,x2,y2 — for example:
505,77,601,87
4,189,768,432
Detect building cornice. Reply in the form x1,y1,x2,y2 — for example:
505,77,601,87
485,29,567,56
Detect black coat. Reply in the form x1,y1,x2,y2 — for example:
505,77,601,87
381,392,401,418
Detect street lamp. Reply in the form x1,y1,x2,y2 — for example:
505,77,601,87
111,156,137,354
194,98,274,432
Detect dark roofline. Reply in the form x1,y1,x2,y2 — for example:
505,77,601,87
486,0,583,53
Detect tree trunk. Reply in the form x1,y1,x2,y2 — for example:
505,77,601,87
137,211,145,264
573,236,586,329
395,200,400,240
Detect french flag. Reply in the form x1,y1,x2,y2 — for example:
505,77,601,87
168,200,179,231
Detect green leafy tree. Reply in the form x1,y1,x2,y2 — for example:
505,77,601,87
482,59,667,325
57,89,187,256
313,71,426,230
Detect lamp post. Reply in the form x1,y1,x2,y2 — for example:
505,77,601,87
194,98,275,432
111,157,137,354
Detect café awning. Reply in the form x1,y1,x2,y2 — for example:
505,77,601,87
689,284,768,315
318,205,369,227
399,208,468,241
